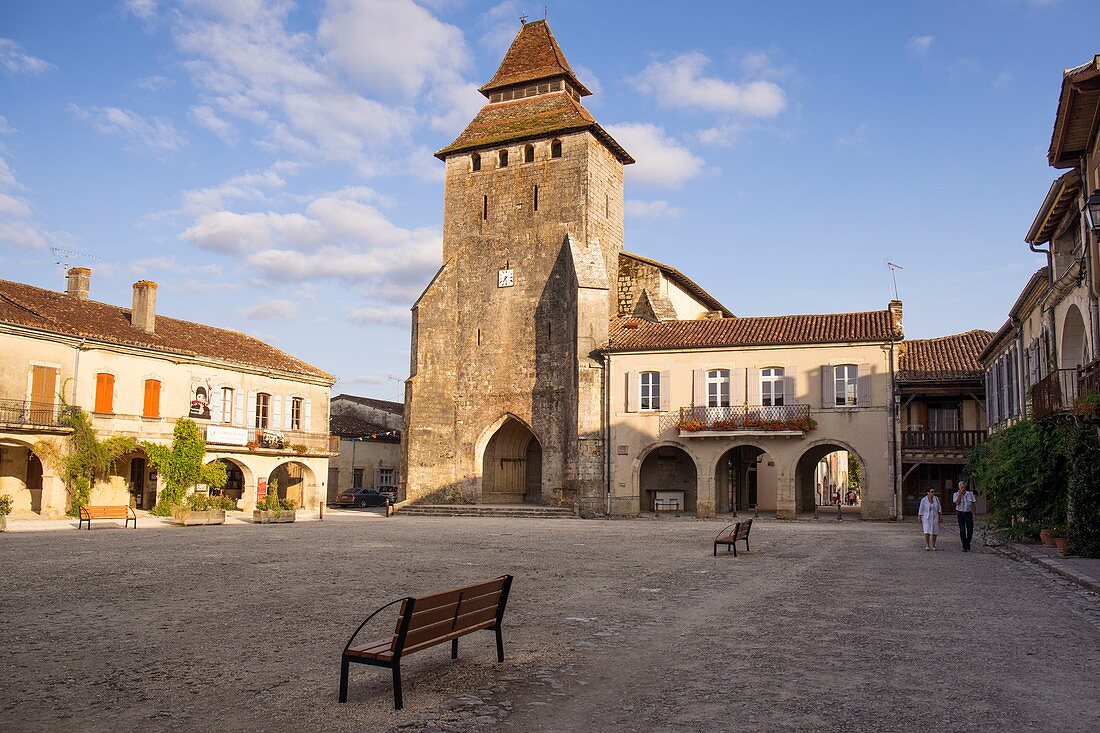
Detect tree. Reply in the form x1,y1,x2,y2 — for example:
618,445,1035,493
847,453,862,493
144,419,227,516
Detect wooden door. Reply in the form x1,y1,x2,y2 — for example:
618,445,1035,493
30,365,57,424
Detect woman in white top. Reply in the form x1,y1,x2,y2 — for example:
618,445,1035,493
918,488,943,551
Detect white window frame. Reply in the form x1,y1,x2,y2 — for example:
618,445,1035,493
221,387,234,424
290,397,304,431
640,371,661,411
706,369,730,408
760,367,784,406
377,467,395,486
834,365,858,406
255,392,271,429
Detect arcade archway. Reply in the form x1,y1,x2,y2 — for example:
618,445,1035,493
639,445,698,513
481,417,542,503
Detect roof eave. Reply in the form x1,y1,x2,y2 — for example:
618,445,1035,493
1048,55,1100,168
1025,171,1080,244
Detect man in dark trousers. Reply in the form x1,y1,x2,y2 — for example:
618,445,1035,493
953,481,976,552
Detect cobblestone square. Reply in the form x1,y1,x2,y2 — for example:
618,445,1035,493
2,517,1098,732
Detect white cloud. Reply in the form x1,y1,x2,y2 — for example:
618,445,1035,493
0,38,53,75
907,36,934,55
835,122,872,153
0,192,32,218
190,104,235,141
477,1,522,55
124,0,158,20
604,123,704,187
240,298,297,320
352,373,389,384
630,53,786,117
624,199,681,220
136,75,175,92
347,305,411,327
180,168,286,216
70,105,187,155
696,122,748,148
0,153,54,250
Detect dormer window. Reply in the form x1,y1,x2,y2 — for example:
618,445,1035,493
524,144,534,163
550,139,562,158
498,149,509,168
471,153,481,172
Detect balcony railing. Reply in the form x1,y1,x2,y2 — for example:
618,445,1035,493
201,423,339,455
0,399,74,430
669,404,814,436
1032,368,1083,420
901,430,986,451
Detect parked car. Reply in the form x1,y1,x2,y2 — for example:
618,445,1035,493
376,486,398,504
331,488,392,508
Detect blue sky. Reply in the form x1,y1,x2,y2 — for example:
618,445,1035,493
1,0,1096,400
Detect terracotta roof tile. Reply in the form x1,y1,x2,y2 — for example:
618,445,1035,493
604,310,898,352
0,278,332,380
332,394,403,415
897,330,996,382
435,92,633,163
478,20,590,96
329,414,400,441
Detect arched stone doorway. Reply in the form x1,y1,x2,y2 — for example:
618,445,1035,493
1062,305,1089,369
0,441,43,515
481,417,542,504
715,445,777,514
209,458,249,503
795,442,865,514
639,445,698,513
269,461,315,509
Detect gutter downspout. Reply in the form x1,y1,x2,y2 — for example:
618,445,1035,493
603,350,612,517
888,337,899,521
72,338,86,404
1080,159,1100,361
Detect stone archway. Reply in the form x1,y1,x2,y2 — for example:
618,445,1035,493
794,440,866,514
714,444,778,514
638,444,698,513
209,457,252,504
1062,305,1089,369
268,461,316,509
0,440,43,515
481,417,542,504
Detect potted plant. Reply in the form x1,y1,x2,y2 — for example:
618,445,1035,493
1039,526,1056,548
1051,524,1069,553
172,492,236,526
253,480,296,524
0,493,12,532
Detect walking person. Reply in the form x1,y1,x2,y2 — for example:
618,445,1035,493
918,488,942,551
954,481,976,552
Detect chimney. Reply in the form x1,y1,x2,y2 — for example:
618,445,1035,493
65,267,91,300
131,280,158,334
888,299,903,338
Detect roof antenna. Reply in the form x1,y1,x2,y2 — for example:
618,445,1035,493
887,261,903,300
519,13,528,24
50,245,100,272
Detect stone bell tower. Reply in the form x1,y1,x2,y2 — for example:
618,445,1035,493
402,19,634,513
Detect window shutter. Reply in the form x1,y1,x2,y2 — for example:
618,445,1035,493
660,370,671,412
821,365,835,408
784,366,798,404
857,363,872,406
374,468,382,487
247,391,258,427
731,367,746,405
693,369,706,406
748,369,761,405
626,372,639,412
211,388,223,422
304,398,312,430
271,395,282,430
284,398,294,430
235,391,245,426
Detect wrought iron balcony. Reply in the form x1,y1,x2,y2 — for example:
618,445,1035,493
669,405,814,437
0,399,74,431
1032,369,1082,420
901,430,986,452
201,423,339,455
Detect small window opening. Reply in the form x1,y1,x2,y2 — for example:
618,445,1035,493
471,153,481,172
605,193,609,217
524,144,534,163
498,149,508,167
534,184,539,212
477,329,482,346
547,321,551,340
483,195,487,220
550,139,562,158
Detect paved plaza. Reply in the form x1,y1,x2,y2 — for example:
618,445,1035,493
2,516,1098,733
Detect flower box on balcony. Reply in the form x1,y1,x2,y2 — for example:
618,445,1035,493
679,429,805,438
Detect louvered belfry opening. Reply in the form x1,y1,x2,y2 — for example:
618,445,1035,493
481,418,542,504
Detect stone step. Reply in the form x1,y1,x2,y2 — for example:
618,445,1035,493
396,504,577,519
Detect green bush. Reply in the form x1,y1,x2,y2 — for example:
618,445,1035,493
257,479,295,516
183,493,239,512
0,494,13,516
145,420,227,516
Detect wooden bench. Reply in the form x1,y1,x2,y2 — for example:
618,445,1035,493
78,505,137,530
713,518,752,556
339,575,513,709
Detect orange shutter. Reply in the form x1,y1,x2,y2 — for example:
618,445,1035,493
94,373,114,413
143,380,161,418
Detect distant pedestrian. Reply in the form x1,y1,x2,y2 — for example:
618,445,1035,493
918,488,942,550
954,481,976,552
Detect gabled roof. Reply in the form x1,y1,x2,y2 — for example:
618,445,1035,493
329,413,400,441
604,310,897,353
435,92,633,163
478,20,591,97
897,330,995,383
619,251,733,317
0,278,332,381
1049,55,1100,168
1026,171,1081,244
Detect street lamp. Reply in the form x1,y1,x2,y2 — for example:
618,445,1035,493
1084,189,1100,232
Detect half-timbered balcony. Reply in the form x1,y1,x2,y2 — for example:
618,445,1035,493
670,405,814,437
901,430,986,457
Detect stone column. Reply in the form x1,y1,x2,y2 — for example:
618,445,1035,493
40,472,68,518
695,467,716,518
775,471,797,519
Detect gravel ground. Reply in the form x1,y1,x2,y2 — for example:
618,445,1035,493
1,515,1098,733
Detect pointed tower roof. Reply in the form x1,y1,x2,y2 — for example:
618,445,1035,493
478,19,592,97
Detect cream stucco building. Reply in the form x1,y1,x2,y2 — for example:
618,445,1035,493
0,269,336,517
328,394,402,503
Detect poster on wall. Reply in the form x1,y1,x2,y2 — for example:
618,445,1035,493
189,378,212,419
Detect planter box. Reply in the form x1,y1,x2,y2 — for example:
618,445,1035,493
253,509,296,524
173,509,226,526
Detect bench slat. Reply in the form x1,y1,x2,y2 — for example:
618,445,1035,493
402,618,498,655
83,506,132,518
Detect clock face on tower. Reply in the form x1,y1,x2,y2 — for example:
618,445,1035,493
497,268,514,288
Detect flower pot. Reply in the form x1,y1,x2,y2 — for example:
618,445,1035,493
172,508,226,526
0,514,7,532
1039,529,1056,547
253,509,296,524
1053,537,1068,554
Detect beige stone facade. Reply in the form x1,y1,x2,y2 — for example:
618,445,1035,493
328,395,401,502
0,274,335,517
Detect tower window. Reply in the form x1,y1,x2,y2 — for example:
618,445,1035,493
550,139,562,158
524,144,534,163
498,149,508,167
534,184,539,212
483,195,487,220
471,153,481,172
